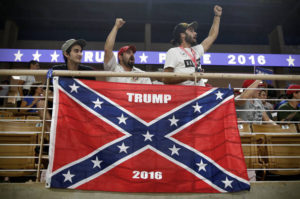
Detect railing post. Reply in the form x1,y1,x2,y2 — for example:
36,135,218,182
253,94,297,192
36,78,50,182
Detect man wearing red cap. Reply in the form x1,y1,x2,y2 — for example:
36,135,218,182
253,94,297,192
235,80,276,124
163,5,222,85
103,18,151,84
277,84,300,121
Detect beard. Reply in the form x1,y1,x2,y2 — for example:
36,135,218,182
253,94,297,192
124,55,135,68
185,33,197,46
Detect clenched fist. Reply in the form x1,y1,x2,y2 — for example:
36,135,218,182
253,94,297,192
214,5,222,17
115,18,126,29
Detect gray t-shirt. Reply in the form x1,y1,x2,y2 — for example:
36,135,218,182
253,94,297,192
236,97,265,124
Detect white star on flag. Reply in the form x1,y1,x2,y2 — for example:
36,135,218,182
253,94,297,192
168,115,179,126
169,145,181,156
92,98,104,109
117,113,128,125
14,50,23,61
215,91,224,100
50,50,60,62
139,52,148,63
142,131,154,141
91,156,103,169
69,83,80,93
32,50,42,61
222,177,233,188
286,55,295,66
62,170,75,183
117,142,129,153
192,102,202,113
196,159,207,172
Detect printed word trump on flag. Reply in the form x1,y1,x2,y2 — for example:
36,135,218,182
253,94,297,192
46,77,250,193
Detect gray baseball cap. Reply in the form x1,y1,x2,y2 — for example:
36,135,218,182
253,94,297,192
61,39,86,52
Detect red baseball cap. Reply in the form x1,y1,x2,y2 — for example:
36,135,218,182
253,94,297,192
118,45,136,57
242,80,265,88
286,84,300,95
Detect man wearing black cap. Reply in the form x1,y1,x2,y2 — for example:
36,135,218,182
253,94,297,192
103,18,151,84
163,5,222,85
51,39,95,80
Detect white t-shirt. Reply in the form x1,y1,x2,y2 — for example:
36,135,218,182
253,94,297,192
19,75,36,90
16,75,36,101
164,44,205,86
104,54,152,84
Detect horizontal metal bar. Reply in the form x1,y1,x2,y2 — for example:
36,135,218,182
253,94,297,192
238,121,300,124
240,133,299,135
0,169,47,172
0,119,51,122
0,131,49,134
1,70,300,80
245,156,300,158
242,144,300,146
0,156,48,159
0,144,49,146
247,168,300,171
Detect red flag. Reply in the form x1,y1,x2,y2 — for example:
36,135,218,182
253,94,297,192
46,77,250,192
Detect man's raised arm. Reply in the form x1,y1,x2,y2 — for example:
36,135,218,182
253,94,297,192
104,18,126,64
201,5,222,53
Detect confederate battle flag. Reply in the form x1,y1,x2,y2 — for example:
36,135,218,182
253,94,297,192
46,77,250,193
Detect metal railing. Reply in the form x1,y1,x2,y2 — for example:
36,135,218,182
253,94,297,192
0,69,300,182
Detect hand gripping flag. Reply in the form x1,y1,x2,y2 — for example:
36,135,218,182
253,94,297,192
46,77,250,193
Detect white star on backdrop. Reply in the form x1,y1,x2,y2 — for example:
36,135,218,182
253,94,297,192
69,83,80,93
117,142,130,153
14,50,23,61
222,177,233,189
169,145,181,156
91,156,103,169
192,102,202,113
92,98,104,109
50,50,60,62
32,50,42,61
117,113,128,125
62,170,75,183
142,131,154,141
286,55,295,66
215,91,224,100
168,115,179,126
139,52,148,63
196,159,207,172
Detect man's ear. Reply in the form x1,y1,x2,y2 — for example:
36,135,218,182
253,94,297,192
180,32,186,40
63,51,69,58
118,54,122,63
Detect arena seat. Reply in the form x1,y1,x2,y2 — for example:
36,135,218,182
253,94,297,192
252,124,298,134
0,116,26,122
0,122,41,177
265,134,300,176
238,123,252,134
240,134,267,170
0,111,13,117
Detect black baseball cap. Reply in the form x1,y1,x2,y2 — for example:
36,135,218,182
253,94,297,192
171,21,198,45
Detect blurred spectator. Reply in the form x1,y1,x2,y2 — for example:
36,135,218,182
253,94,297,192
16,60,40,107
234,89,241,97
258,90,274,119
20,82,43,113
0,80,9,106
277,85,300,122
274,94,288,110
235,80,276,125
